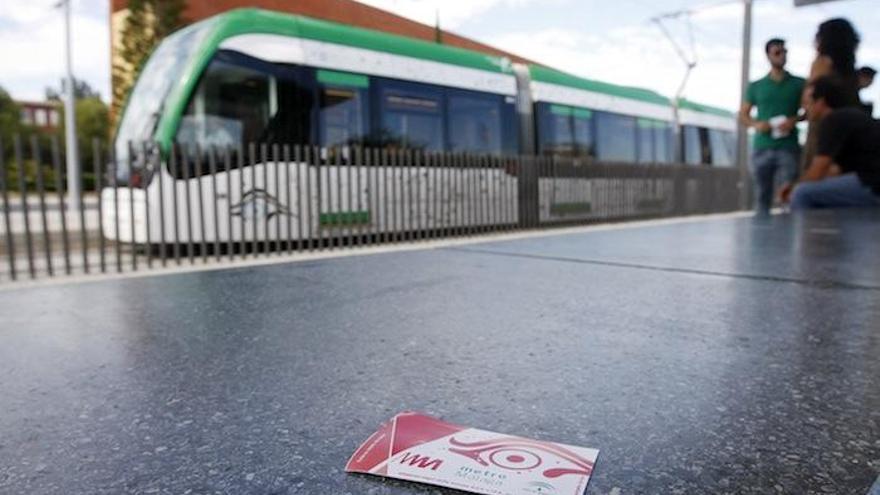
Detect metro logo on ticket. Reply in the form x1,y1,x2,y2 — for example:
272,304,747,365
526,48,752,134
346,412,599,495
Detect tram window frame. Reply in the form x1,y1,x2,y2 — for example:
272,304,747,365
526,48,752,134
373,78,445,152
637,119,657,164
316,69,370,149
501,95,519,156
535,103,594,159
653,123,673,163
595,111,637,163
175,50,315,176
177,51,273,155
682,125,703,165
572,108,595,159
708,129,735,167
536,103,574,157
698,127,712,164
446,88,504,154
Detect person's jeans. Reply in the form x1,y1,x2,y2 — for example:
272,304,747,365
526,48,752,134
790,173,880,209
751,148,799,215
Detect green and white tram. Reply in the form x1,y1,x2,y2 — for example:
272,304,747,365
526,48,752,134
517,66,736,221
106,7,736,244
108,8,520,244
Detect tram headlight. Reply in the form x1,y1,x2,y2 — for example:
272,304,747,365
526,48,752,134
114,141,158,188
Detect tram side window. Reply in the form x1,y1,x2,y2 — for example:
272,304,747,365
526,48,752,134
698,127,712,164
654,124,673,163
376,80,444,152
178,57,271,153
501,97,519,156
448,91,503,154
637,119,656,163
317,70,369,148
266,64,314,146
572,109,594,158
595,111,636,162
536,104,574,157
683,125,703,165
176,51,314,174
709,129,735,167
536,104,593,158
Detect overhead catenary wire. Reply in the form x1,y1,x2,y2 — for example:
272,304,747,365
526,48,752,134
649,0,757,162
651,9,700,162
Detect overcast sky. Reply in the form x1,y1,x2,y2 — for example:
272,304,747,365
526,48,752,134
1,0,879,113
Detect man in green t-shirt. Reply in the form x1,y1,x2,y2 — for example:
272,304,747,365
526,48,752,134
739,38,806,216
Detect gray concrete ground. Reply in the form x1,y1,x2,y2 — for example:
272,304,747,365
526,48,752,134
0,209,878,494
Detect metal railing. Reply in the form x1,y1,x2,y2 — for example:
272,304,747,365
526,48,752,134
0,135,742,283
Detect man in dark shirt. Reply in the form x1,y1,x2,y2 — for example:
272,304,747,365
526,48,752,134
781,76,880,209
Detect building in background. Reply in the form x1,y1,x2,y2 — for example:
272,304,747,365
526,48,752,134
109,0,534,106
17,101,62,132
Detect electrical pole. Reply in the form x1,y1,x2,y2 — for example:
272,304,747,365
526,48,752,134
61,0,81,211
736,0,753,210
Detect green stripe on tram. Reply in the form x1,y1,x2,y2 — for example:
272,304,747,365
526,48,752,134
550,105,592,119
319,211,372,227
153,8,515,152
636,198,667,211
638,118,663,128
677,98,734,118
550,202,592,215
529,64,671,107
550,104,573,116
317,70,370,88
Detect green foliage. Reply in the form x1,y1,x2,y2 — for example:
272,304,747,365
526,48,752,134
3,157,59,193
45,78,102,101
112,0,187,128
0,84,106,192
74,97,110,172
0,86,23,148
1,136,100,193
45,98,108,192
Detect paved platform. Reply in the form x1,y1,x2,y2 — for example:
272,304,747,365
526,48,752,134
1,210,878,494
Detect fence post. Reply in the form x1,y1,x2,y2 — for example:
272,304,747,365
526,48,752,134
518,155,539,229
0,136,16,281
672,165,686,216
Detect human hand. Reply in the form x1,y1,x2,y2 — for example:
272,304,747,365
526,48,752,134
754,121,771,133
777,117,796,134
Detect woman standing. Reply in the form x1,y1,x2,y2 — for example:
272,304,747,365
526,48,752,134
801,18,861,173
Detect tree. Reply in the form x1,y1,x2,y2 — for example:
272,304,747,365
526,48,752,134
111,0,187,127
0,86,22,148
40,79,110,189
45,78,102,101
73,98,110,185
0,85,57,192
0,86,29,168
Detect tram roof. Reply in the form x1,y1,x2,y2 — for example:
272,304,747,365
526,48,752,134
149,8,517,147
147,8,735,147
528,65,672,107
184,8,514,75
677,98,735,118
528,65,736,121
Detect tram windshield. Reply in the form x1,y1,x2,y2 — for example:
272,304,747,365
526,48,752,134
114,22,210,181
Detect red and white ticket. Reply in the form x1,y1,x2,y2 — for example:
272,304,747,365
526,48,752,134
346,412,599,495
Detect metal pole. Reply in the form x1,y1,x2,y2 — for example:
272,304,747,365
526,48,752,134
736,0,753,210
652,15,696,164
62,0,81,212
